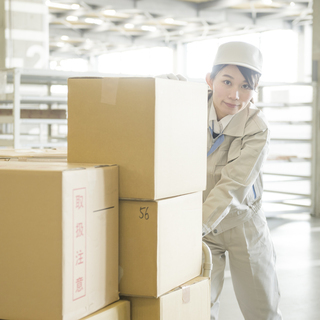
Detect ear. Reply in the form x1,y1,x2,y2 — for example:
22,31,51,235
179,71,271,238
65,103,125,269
205,73,213,90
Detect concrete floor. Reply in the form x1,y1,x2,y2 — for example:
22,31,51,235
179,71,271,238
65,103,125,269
217,213,320,320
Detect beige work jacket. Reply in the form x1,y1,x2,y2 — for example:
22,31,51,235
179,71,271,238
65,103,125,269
202,97,270,237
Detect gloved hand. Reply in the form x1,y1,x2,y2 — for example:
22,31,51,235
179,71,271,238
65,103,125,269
155,73,187,81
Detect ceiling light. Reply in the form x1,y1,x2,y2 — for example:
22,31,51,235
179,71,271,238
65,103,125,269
56,42,64,47
164,18,174,24
103,9,116,15
102,10,130,19
164,18,187,26
141,25,157,32
66,15,78,22
290,2,295,6
71,4,80,10
124,23,135,29
61,35,69,40
46,1,80,10
263,0,273,4
84,18,103,25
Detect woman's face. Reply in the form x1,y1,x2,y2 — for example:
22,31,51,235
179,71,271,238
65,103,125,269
206,64,254,121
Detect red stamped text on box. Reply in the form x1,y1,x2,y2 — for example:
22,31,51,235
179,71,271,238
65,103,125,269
73,188,86,301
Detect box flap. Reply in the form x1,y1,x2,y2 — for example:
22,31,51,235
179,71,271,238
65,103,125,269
0,161,117,172
0,148,67,159
80,300,130,320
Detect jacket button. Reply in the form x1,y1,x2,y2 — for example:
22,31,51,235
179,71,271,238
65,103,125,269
213,229,218,234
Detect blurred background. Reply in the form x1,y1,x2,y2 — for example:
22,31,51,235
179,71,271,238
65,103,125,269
1,0,317,218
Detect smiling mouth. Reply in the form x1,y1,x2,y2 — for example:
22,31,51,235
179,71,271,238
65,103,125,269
224,102,239,108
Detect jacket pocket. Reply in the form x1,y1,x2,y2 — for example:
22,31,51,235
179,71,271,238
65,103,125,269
212,150,228,183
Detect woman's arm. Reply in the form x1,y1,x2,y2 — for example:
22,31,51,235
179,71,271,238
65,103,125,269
202,126,270,236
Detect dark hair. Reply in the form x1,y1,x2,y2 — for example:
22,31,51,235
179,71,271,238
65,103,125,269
208,64,261,102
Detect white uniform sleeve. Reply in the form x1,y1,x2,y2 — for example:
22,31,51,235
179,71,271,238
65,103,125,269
202,126,270,237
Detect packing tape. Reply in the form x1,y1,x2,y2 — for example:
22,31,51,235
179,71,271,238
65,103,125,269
181,286,190,304
101,78,119,105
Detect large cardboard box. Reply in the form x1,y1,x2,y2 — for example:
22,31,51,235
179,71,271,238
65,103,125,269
119,192,202,297
124,277,210,320
0,161,119,320
81,300,130,320
68,77,207,200
0,148,67,161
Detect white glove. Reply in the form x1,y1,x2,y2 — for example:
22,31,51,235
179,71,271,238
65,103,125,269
155,73,187,81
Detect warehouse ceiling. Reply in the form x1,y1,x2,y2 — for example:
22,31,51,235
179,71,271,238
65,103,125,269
48,0,312,58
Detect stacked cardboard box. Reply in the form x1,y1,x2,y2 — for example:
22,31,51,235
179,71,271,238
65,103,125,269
68,77,210,319
67,77,207,199
0,161,119,320
81,300,130,320
0,148,67,162
125,277,210,320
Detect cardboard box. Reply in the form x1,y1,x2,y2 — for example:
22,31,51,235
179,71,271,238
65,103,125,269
81,300,130,320
68,77,207,200
124,277,210,320
0,161,119,320
0,148,67,161
119,192,202,297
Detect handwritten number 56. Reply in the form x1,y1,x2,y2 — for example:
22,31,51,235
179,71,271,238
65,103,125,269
139,207,149,220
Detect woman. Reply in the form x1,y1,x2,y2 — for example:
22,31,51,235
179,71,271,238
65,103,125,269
202,41,282,320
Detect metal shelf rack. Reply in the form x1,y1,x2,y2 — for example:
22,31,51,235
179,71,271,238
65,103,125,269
257,81,315,216
0,68,116,149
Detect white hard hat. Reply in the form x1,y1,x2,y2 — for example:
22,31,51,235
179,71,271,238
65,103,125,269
213,41,263,74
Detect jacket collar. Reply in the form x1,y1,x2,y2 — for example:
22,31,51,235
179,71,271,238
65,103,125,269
208,100,234,134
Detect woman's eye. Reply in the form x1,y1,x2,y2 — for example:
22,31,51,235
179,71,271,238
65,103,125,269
242,84,250,89
223,80,231,85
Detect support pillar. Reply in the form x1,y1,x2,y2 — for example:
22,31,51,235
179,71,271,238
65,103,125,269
172,41,187,76
312,0,320,217
0,0,49,69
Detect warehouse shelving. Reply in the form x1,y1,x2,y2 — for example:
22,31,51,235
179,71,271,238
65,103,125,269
0,69,316,216
257,82,315,216
0,68,117,149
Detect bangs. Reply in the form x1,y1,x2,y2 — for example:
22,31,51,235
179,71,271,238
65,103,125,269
210,64,261,90
237,65,261,90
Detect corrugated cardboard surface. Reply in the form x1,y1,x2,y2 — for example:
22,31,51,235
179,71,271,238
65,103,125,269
125,277,210,320
0,148,67,161
68,77,207,200
81,300,130,320
0,161,119,320
119,192,202,297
